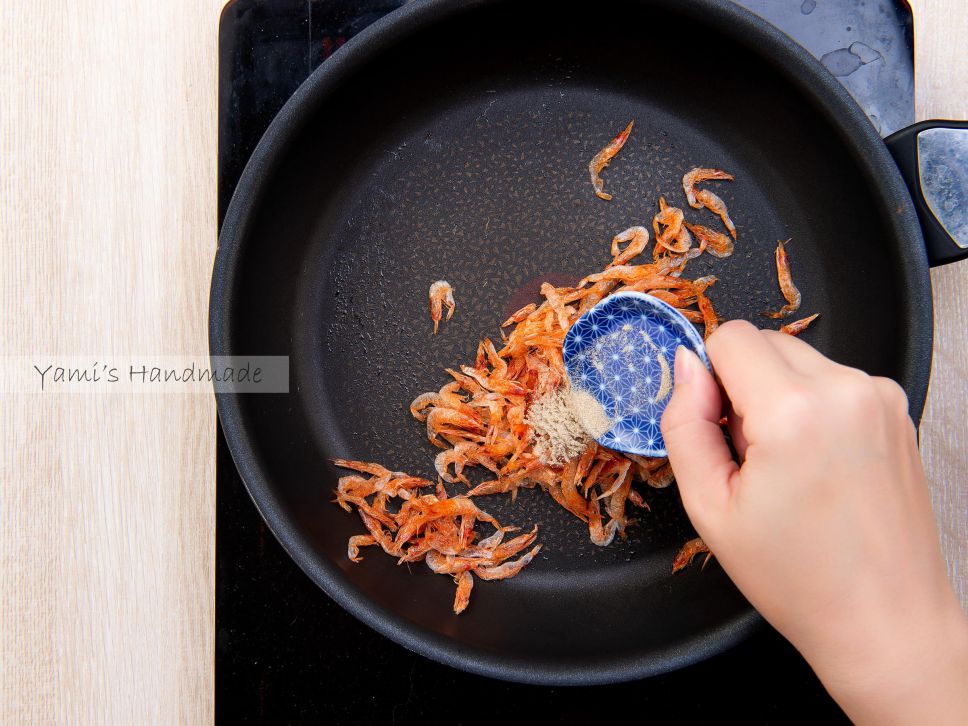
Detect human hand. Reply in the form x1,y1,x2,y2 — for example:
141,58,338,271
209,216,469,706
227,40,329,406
661,320,968,725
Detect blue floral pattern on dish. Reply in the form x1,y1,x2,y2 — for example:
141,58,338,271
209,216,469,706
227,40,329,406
563,291,711,457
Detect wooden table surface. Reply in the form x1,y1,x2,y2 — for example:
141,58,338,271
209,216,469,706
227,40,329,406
1,1,965,722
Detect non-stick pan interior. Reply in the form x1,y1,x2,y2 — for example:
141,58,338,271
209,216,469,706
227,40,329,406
219,0,923,682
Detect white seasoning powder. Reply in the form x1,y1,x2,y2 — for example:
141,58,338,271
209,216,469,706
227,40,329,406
525,387,592,467
526,385,617,466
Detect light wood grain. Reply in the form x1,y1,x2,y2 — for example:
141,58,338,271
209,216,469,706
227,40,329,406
911,0,968,610
1,1,220,723
0,1,965,722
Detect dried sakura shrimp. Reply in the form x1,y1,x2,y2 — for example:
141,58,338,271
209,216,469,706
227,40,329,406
780,312,819,336
335,155,820,612
685,222,734,259
763,239,802,319
682,166,737,239
333,459,540,614
588,120,634,201
409,237,721,554
429,280,456,334
682,167,733,208
672,537,712,573
652,197,693,258
610,226,650,267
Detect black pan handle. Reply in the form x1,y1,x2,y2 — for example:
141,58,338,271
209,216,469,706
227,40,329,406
885,120,968,267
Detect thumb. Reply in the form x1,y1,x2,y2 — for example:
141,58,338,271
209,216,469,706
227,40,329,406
661,346,737,526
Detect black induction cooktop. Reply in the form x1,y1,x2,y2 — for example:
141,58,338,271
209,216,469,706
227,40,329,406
216,1,913,721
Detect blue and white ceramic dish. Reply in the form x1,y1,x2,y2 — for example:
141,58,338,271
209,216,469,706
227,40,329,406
562,291,711,457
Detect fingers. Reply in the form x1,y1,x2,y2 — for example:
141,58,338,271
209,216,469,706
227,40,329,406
872,376,918,446
724,401,750,461
705,320,795,417
720,327,823,461
662,346,738,524
872,376,910,417
761,329,832,376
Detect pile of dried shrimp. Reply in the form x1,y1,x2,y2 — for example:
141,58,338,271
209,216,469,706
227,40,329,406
334,120,819,614
334,459,540,614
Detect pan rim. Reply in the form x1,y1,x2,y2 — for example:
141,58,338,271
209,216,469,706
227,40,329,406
210,0,932,685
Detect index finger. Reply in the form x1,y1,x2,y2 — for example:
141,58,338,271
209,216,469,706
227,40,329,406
706,320,797,416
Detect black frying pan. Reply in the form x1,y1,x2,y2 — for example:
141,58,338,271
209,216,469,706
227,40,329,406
211,0,966,685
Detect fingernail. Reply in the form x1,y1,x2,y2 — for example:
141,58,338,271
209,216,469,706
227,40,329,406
674,345,693,385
